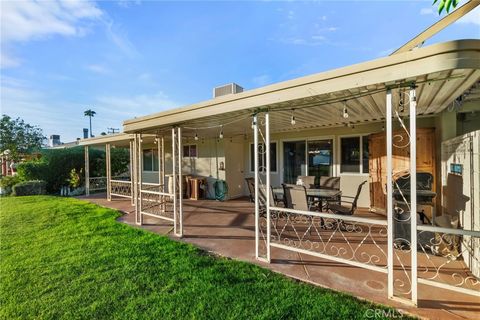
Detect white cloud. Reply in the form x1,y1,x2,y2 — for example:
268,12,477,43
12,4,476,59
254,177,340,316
0,0,102,43
0,0,138,68
456,6,480,26
420,8,434,15
86,64,110,74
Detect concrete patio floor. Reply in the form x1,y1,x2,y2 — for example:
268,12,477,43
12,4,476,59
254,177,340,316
79,194,479,320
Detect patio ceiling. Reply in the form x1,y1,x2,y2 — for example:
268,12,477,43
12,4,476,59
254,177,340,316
123,40,479,139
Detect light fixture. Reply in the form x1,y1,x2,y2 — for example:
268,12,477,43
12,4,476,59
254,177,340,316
290,109,296,125
342,100,349,119
219,126,224,139
194,132,199,141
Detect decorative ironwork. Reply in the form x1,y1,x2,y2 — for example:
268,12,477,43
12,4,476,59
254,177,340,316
417,229,480,293
264,210,388,270
89,177,106,191
111,180,131,198
140,190,174,220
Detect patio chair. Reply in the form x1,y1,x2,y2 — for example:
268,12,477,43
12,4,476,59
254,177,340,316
327,180,367,216
245,177,255,202
283,183,320,232
297,176,316,189
319,176,340,190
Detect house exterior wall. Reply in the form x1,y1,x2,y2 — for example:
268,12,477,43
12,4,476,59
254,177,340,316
243,117,436,209
141,139,226,187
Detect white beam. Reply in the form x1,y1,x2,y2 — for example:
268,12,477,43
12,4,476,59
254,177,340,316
253,115,259,259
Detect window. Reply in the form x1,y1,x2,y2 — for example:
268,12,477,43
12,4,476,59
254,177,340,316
340,136,369,174
362,137,369,174
250,142,277,172
142,149,159,171
183,144,197,158
308,139,333,183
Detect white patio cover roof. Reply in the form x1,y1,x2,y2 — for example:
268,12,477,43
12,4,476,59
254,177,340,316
122,39,479,138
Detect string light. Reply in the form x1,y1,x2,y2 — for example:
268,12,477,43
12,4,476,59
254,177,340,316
219,126,224,139
342,100,349,119
290,109,296,125
194,132,199,141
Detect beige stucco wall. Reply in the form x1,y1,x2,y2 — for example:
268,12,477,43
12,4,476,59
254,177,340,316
141,139,226,189
243,117,437,209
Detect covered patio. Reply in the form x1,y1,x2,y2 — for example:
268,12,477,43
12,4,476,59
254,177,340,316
76,39,480,318
80,194,479,319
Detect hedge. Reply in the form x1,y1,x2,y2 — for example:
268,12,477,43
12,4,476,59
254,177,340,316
16,147,129,193
12,180,47,196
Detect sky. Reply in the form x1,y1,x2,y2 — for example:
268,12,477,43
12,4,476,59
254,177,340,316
1,0,479,142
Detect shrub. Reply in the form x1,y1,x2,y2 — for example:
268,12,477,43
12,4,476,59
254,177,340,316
16,146,130,194
0,175,23,195
12,180,47,196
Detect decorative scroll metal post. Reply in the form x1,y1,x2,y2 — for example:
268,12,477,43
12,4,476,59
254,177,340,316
386,89,394,299
84,146,90,196
106,143,112,201
253,112,269,262
265,112,271,262
409,86,418,306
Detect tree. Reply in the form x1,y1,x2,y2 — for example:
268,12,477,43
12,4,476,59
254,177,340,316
434,0,461,14
0,115,45,161
84,109,96,137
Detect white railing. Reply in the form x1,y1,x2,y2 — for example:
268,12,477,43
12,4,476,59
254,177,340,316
89,177,106,191
416,224,480,297
110,179,132,198
265,206,388,273
139,183,174,222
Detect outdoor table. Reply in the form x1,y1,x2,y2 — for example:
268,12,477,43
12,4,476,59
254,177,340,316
272,187,342,212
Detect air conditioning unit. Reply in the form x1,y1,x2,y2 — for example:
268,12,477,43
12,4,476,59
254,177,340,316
213,83,244,98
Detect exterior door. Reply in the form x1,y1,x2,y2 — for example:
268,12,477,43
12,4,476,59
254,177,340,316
225,140,245,198
283,141,306,184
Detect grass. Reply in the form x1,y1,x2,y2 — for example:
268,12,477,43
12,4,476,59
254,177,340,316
0,196,408,319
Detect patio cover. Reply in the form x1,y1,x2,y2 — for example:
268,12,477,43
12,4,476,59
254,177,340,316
122,40,480,137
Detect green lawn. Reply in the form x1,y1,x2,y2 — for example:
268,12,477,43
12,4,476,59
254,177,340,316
0,196,407,319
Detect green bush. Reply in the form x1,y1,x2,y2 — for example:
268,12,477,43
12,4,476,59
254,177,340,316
0,175,23,195
12,180,46,196
17,146,130,193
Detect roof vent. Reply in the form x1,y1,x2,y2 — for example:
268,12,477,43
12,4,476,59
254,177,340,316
213,83,243,98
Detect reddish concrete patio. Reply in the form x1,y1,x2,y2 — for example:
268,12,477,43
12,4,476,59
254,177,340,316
79,194,479,320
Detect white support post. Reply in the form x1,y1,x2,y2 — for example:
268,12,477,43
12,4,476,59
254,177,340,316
85,146,90,196
106,143,112,201
409,87,418,306
161,136,165,212
253,114,259,259
129,139,134,206
172,128,177,235
138,134,143,225
265,112,271,262
386,89,394,299
177,127,183,237
133,135,139,222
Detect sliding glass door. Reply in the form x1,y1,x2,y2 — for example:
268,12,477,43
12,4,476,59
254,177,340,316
283,139,333,185
307,140,333,185
283,141,306,184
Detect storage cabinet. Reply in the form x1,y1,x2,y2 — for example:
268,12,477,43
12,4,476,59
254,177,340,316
368,128,436,213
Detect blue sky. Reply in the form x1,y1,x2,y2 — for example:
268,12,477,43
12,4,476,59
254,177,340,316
1,0,479,142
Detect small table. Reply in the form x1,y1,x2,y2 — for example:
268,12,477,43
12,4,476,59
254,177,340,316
272,187,341,211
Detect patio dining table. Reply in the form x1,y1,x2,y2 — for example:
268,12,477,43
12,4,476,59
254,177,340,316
272,187,342,211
